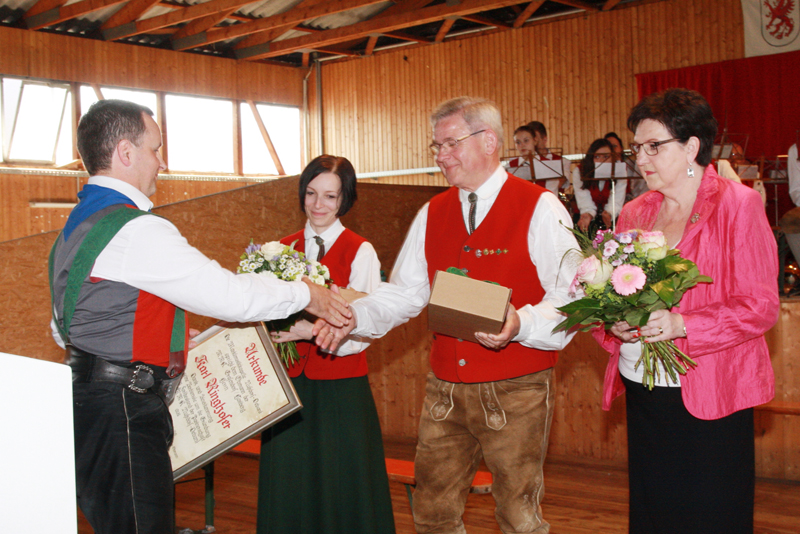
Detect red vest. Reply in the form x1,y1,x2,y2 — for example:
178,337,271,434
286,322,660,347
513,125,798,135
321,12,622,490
589,182,611,210
280,229,369,380
425,175,558,383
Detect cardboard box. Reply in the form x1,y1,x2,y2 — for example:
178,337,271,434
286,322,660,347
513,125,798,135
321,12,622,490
428,270,512,341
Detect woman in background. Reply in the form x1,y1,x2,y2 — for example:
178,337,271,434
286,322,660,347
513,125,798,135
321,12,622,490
257,155,395,534
506,124,538,180
572,138,627,233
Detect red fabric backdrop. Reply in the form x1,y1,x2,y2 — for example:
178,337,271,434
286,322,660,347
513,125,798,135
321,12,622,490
636,50,800,221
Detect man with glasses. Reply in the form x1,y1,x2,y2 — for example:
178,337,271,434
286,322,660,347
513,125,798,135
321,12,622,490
314,96,578,534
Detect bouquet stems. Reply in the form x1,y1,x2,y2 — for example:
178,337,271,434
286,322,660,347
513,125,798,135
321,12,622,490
635,340,698,390
267,314,303,368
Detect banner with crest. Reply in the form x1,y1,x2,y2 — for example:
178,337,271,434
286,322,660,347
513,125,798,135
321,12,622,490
742,0,800,57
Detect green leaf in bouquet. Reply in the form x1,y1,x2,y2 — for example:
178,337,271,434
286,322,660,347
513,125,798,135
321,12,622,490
552,306,602,333
662,255,692,274
650,278,676,308
560,222,596,255
623,308,650,327
556,298,602,315
635,289,661,307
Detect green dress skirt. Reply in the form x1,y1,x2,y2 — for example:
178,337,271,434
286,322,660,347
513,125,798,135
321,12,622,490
256,373,396,534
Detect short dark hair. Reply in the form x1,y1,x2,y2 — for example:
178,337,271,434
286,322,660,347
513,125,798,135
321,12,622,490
298,155,357,217
627,88,718,166
604,132,623,150
77,99,154,176
580,138,614,189
528,121,547,138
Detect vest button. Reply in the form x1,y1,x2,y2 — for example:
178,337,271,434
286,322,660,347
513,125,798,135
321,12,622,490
458,359,467,366
463,245,471,252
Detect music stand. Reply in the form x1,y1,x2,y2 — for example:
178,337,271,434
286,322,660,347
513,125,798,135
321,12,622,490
578,161,628,231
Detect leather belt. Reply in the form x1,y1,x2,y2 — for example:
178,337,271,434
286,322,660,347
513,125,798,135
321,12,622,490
67,345,182,405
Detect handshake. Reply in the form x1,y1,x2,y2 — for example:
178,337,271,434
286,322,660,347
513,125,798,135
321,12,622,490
301,278,357,351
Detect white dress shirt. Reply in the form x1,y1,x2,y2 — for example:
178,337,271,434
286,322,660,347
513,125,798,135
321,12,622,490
351,165,578,351
571,167,627,219
52,176,311,347
304,219,381,356
789,144,800,207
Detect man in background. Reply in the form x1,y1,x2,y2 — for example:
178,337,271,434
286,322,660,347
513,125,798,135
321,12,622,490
528,120,569,196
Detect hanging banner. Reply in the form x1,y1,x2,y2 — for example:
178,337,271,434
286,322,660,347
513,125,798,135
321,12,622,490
742,0,800,57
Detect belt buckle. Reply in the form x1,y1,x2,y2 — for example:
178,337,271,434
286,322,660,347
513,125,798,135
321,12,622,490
129,364,154,393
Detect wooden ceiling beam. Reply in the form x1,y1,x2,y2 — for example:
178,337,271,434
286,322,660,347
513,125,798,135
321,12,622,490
311,46,360,57
23,0,67,19
101,0,161,30
384,30,431,44
460,14,513,30
513,0,545,28
26,0,127,30
172,7,238,40
435,17,456,43
235,0,524,60
551,0,600,11
365,35,378,55
102,0,273,40
173,0,383,52
602,0,622,10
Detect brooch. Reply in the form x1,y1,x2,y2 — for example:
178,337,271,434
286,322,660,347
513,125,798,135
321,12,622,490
690,213,700,224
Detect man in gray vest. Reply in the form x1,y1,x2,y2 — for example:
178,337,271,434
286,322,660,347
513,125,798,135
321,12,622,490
49,99,351,534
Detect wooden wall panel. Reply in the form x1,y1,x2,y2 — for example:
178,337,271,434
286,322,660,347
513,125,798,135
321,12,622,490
0,173,255,242
0,26,303,105
313,0,745,177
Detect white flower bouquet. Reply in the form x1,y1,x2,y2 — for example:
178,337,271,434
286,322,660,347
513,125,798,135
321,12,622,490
238,240,330,367
554,228,712,390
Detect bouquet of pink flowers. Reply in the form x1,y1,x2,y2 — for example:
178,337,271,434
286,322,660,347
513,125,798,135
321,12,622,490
238,239,330,367
553,228,712,389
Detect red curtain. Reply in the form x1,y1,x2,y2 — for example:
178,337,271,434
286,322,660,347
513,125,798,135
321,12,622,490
636,50,800,222
636,50,800,161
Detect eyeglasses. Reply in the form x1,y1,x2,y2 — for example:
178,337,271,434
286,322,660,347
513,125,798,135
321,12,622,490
429,129,486,155
593,153,612,162
630,138,682,156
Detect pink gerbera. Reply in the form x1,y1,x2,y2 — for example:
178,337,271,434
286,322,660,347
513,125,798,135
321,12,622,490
611,264,646,296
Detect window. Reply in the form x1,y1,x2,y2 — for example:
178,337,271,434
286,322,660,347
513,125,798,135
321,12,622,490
80,86,158,116
241,103,301,176
166,94,234,173
1,77,71,165
0,76,303,176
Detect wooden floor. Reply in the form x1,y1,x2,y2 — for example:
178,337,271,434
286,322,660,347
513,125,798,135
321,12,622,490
77,437,800,533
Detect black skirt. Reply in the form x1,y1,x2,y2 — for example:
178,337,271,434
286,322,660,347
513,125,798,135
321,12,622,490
622,375,755,534
256,374,396,534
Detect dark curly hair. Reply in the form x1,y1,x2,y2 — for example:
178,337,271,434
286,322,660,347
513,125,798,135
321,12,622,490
627,88,718,167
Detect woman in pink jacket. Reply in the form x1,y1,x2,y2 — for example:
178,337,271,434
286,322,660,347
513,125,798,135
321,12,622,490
595,88,778,533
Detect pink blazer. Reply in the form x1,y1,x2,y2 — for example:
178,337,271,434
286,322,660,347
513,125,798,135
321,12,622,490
595,165,778,420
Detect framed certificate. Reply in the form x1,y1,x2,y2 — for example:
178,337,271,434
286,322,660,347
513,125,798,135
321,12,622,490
169,322,302,481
